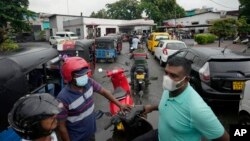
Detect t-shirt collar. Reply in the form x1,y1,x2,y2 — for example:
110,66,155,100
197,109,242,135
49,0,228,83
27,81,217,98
167,83,190,104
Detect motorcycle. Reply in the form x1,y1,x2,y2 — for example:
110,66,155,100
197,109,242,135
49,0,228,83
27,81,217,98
98,67,133,115
96,68,153,141
104,105,153,141
132,65,148,101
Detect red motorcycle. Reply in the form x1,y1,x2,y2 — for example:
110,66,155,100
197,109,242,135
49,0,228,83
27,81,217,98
97,67,153,141
98,67,134,115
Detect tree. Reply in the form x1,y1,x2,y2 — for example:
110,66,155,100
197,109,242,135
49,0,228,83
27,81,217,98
106,0,142,20
90,9,109,19
140,0,185,25
209,18,237,47
0,0,34,45
239,0,250,23
237,17,250,34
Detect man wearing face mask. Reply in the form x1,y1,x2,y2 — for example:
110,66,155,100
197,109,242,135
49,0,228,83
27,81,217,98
132,56,229,141
56,57,131,141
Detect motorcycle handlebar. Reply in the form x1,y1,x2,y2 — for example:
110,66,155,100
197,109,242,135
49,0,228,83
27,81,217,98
125,105,144,122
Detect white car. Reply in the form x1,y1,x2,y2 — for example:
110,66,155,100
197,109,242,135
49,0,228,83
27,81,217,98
154,40,187,66
239,80,250,125
49,36,64,45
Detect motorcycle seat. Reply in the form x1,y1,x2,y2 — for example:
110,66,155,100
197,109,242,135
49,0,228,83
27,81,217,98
135,65,145,73
113,87,127,100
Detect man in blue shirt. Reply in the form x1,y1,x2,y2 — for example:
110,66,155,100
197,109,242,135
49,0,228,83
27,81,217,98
56,57,131,141
133,56,229,141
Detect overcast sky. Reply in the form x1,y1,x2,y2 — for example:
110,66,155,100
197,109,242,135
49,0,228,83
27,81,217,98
28,0,240,16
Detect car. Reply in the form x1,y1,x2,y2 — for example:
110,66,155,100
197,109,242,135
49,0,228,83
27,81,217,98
147,32,171,54
154,40,187,66
49,36,64,45
169,47,250,103
239,80,250,125
55,31,79,40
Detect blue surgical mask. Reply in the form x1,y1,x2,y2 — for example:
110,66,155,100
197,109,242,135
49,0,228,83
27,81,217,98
75,75,88,86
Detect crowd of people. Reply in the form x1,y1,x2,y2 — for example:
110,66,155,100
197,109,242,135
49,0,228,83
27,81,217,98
6,38,230,141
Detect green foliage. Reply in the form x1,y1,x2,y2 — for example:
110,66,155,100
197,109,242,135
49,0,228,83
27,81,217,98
239,0,250,23
140,0,185,24
0,38,19,52
0,0,34,32
0,0,35,44
237,17,250,34
209,18,237,39
90,9,109,19
39,30,46,41
194,33,217,44
106,0,142,20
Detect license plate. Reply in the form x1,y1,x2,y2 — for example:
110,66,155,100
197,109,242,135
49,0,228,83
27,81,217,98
233,81,244,90
106,53,110,57
136,74,145,79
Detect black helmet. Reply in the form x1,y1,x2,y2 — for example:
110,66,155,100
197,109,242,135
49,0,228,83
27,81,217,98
8,93,62,140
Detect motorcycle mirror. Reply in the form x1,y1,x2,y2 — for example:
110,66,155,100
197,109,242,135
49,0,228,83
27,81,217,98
149,76,158,80
98,68,103,72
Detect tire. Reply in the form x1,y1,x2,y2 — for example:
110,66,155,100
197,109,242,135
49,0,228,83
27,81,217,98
159,58,165,67
239,114,250,125
190,76,202,95
154,54,157,60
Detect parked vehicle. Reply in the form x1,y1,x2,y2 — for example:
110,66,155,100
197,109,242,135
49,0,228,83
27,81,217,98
55,31,79,40
104,105,153,141
233,35,249,44
49,36,64,45
55,39,96,76
147,32,171,54
239,80,250,125
0,47,61,140
154,40,187,66
95,36,118,62
169,47,250,102
98,67,133,115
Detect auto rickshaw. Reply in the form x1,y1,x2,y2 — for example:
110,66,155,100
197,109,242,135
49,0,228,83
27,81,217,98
55,39,96,76
106,34,123,54
95,36,118,62
0,47,60,140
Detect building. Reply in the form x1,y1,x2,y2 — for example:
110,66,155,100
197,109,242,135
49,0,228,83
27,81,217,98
163,10,238,34
49,14,155,39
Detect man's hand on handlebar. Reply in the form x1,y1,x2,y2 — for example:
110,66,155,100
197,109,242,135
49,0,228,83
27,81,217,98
143,104,158,114
119,104,132,114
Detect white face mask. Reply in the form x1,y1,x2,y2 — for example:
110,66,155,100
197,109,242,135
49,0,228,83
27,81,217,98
162,75,186,91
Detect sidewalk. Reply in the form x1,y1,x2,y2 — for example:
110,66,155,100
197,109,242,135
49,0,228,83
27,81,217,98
182,39,250,54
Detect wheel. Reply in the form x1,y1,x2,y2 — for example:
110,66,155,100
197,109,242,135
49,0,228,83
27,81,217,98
239,114,250,125
154,54,157,59
159,58,165,67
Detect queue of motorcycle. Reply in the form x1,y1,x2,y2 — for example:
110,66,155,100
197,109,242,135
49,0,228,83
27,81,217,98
96,67,153,141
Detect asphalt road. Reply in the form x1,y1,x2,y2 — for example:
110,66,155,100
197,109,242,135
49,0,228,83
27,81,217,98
19,41,239,140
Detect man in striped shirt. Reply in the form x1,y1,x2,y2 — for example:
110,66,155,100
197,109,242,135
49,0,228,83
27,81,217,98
56,57,131,141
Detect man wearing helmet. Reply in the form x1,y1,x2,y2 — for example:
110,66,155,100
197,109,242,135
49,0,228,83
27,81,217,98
57,57,131,141
8,93,62,141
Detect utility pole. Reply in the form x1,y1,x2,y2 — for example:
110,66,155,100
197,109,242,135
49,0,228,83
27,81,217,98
174,3,176,34
81,12,84,39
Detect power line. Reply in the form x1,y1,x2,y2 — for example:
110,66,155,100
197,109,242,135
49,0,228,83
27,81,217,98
208,0,238,10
